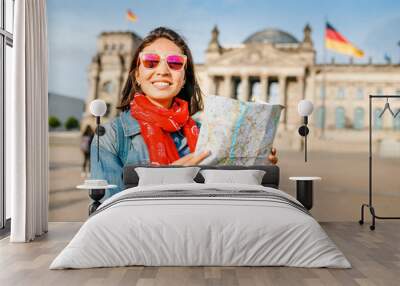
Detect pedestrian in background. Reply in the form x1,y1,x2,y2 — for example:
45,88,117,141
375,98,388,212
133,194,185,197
80,125,94,177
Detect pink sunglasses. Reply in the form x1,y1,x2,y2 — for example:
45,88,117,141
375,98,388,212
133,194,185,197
139,52,187,71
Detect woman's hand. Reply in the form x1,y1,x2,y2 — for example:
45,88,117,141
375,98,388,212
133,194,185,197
268,147,278,165
171,150,211,166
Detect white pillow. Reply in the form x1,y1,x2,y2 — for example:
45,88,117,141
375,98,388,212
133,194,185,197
200,169,266,185
135,167,200,186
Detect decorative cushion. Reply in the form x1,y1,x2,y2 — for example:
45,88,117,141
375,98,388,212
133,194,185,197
200,169,266,185
135,166,201,186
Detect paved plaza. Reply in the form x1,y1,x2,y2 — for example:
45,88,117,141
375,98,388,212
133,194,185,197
49,133,400,222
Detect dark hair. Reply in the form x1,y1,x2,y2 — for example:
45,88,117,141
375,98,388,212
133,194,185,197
118,27,203,115
82,125,94,136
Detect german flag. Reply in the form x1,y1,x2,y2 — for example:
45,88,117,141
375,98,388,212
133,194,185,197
126,9,137,22
325,22,364,58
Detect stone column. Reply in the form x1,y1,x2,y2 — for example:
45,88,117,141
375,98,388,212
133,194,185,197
238,75,249,101
310,71,317,103
203,75,211,96
87,63,100,103
278,76,288,126
287,76,305,129
223,74,233,98
114,58,125,118
278,76,287,105
208,75,216,95
259,75,268,102
298,76,305,100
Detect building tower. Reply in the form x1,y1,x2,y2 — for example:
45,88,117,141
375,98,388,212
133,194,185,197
81,31,142,132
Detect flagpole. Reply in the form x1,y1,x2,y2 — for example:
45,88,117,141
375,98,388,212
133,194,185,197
398,41,400,64
321,18,327,139
125,11,129,31
124,10,129,32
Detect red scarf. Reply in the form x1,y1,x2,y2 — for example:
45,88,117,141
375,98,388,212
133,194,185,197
130,93,199,165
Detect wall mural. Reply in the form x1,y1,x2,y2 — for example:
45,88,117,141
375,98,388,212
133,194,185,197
47,1,400,223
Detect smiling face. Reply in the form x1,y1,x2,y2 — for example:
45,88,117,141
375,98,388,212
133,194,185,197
135,38,186,109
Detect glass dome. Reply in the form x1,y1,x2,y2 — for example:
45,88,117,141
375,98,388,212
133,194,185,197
243,28,299,44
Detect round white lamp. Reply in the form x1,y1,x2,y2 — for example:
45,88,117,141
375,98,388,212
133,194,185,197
90,99,107,117
298,99,314,117
297,100,314,162
89,100,107,161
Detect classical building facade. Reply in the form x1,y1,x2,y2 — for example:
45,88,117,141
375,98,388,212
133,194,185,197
81,31,142,126
81,26,400,152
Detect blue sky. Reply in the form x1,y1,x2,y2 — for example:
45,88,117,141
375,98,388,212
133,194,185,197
47,0,400,99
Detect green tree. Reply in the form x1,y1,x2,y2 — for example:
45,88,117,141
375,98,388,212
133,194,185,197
64,116,80,130
48,116,61,129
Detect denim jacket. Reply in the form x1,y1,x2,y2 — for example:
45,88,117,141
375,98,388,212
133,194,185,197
90,110,192,198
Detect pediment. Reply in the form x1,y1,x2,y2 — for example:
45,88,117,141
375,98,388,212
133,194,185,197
213,45,304,67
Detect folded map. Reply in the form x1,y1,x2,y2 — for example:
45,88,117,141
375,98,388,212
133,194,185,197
195,95,283,165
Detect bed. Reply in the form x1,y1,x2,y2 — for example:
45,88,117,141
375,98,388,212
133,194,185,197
50,165,350,269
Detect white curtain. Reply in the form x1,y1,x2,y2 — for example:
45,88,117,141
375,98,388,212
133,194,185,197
8,0,49,242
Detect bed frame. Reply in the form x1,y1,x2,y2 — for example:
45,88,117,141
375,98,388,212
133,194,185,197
123,165,280,189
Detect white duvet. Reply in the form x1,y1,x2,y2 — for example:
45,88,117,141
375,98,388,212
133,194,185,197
50,183,351,269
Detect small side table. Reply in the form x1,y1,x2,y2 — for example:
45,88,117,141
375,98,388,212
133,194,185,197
289,177,321,210
77,180,117,215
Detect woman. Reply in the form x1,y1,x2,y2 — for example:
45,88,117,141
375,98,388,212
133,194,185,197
91,27,210,198
91,27,278,198
80,125,94,177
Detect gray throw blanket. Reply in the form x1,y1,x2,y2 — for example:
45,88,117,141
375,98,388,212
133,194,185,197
91,189,310,217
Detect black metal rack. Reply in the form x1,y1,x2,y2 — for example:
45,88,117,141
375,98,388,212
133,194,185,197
359,95,400,230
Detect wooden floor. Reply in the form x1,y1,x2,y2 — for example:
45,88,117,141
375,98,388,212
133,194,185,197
0,222,399,286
